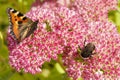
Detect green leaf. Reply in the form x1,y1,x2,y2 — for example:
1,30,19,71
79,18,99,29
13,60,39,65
55,63,65,74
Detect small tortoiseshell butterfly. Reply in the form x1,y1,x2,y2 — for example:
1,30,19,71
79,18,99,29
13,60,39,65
7,8,38,43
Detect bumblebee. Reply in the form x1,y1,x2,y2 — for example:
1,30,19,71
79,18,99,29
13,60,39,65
78,40,96,58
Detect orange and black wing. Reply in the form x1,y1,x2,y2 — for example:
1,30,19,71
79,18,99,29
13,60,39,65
7,8,38,43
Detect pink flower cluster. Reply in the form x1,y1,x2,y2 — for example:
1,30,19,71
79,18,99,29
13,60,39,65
8,7,65,74
70,0,118,22
63,20,120,80
8,0,120,80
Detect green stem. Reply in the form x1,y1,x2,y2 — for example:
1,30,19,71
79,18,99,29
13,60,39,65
57,55,70,80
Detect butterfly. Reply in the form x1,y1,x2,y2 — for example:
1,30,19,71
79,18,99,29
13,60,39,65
7,8,38,43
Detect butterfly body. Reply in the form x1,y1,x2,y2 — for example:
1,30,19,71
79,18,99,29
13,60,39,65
7,8,38,43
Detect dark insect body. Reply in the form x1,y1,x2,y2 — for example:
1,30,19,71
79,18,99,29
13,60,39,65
78,40,96,58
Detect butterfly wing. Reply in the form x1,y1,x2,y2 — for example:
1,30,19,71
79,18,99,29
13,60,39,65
18,19,38,42
7,8,38,43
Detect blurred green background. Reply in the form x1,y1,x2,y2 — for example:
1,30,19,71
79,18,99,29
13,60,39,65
0,0,120,80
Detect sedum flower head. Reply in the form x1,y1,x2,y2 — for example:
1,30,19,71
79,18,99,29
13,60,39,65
8,6,65,74
62,20,120,80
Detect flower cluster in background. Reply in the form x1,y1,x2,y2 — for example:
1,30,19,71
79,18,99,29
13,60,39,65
62,20,120,79
8,0,120,80
70,0,118,23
